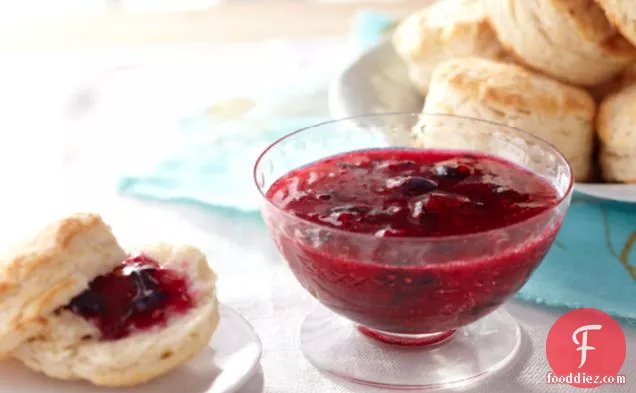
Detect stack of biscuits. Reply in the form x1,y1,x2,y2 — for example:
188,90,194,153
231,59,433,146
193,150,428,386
393,0,636,183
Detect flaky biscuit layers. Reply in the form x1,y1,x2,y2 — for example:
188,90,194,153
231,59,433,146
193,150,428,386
0,213,126,357
597,83,636,183
488,0,636,87
419,57,596,182
392,0,507,94
12,244,219,387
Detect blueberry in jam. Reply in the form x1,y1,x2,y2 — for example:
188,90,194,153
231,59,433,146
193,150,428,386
69,291,105,314
266,148,562,334
67,254,194,340
395,176,438,196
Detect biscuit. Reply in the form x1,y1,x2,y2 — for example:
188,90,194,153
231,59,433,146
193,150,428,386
596,1,636,48
12,244,219,387
487,0,636,86
392,0,507,94
596,83,636,182
599,149,636,183
0,213,125,357
419,57,596,181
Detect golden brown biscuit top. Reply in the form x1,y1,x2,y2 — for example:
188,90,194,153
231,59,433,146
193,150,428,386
0,213,107,296
432,57,596,117
393,0,492,61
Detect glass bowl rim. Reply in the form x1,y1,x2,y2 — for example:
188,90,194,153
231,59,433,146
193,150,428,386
253,112,574,242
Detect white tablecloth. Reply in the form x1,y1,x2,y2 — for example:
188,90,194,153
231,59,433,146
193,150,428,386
0,43,633,393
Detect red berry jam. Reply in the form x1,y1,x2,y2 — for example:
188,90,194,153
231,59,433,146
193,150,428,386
66,254,194,340
265,149,563,334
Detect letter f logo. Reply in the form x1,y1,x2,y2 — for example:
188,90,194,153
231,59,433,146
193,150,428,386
572,325,602,368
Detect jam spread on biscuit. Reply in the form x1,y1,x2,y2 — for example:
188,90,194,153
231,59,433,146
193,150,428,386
67,254,194,340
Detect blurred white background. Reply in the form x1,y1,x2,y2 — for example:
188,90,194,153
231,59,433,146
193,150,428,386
0,0,421,248
0,0,415,17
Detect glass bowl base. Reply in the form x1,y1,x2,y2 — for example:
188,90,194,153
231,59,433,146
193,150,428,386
300,306,521,390
356,326,457,347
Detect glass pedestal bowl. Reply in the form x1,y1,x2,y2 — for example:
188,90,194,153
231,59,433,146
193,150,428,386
254,113,573,390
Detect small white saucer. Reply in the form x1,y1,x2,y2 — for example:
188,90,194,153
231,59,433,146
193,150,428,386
0,304,262,393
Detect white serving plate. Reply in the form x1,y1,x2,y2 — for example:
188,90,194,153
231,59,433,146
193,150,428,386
0,304,262,393
328,41,636,203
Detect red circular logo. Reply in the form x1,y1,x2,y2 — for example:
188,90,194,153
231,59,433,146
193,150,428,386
546,308,626,388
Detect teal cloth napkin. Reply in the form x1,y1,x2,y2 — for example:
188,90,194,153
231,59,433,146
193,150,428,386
119,13,394,211
118,12,636,326
517,197,635,326
350,9,396,52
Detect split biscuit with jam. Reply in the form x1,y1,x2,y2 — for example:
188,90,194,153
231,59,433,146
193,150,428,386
12,243,219,387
